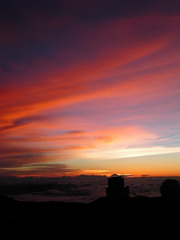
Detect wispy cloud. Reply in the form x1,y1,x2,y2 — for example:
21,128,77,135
0,0,180,176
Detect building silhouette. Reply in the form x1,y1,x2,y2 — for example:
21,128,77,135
106,174,129,199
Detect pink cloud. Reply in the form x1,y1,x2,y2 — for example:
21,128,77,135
0,5,180,176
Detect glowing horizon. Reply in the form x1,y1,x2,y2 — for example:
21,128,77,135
0,0,180,177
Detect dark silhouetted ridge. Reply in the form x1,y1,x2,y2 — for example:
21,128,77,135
0,178,180,233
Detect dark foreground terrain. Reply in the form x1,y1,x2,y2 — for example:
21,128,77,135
0,195,179,230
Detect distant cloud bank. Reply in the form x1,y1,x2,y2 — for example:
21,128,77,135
0,176,180,203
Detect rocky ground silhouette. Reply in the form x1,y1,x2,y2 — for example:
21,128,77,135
0,178,180,229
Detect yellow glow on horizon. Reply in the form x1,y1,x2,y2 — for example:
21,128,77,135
82,146,180,160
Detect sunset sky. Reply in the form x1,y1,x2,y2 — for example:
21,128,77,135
0,0,180,177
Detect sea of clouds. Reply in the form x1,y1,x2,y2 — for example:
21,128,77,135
0,175,180,203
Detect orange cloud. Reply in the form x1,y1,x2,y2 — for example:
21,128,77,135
0,8,180,176
1,13,179,129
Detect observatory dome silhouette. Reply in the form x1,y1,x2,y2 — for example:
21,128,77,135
106,174,129,199
160,179,180,198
